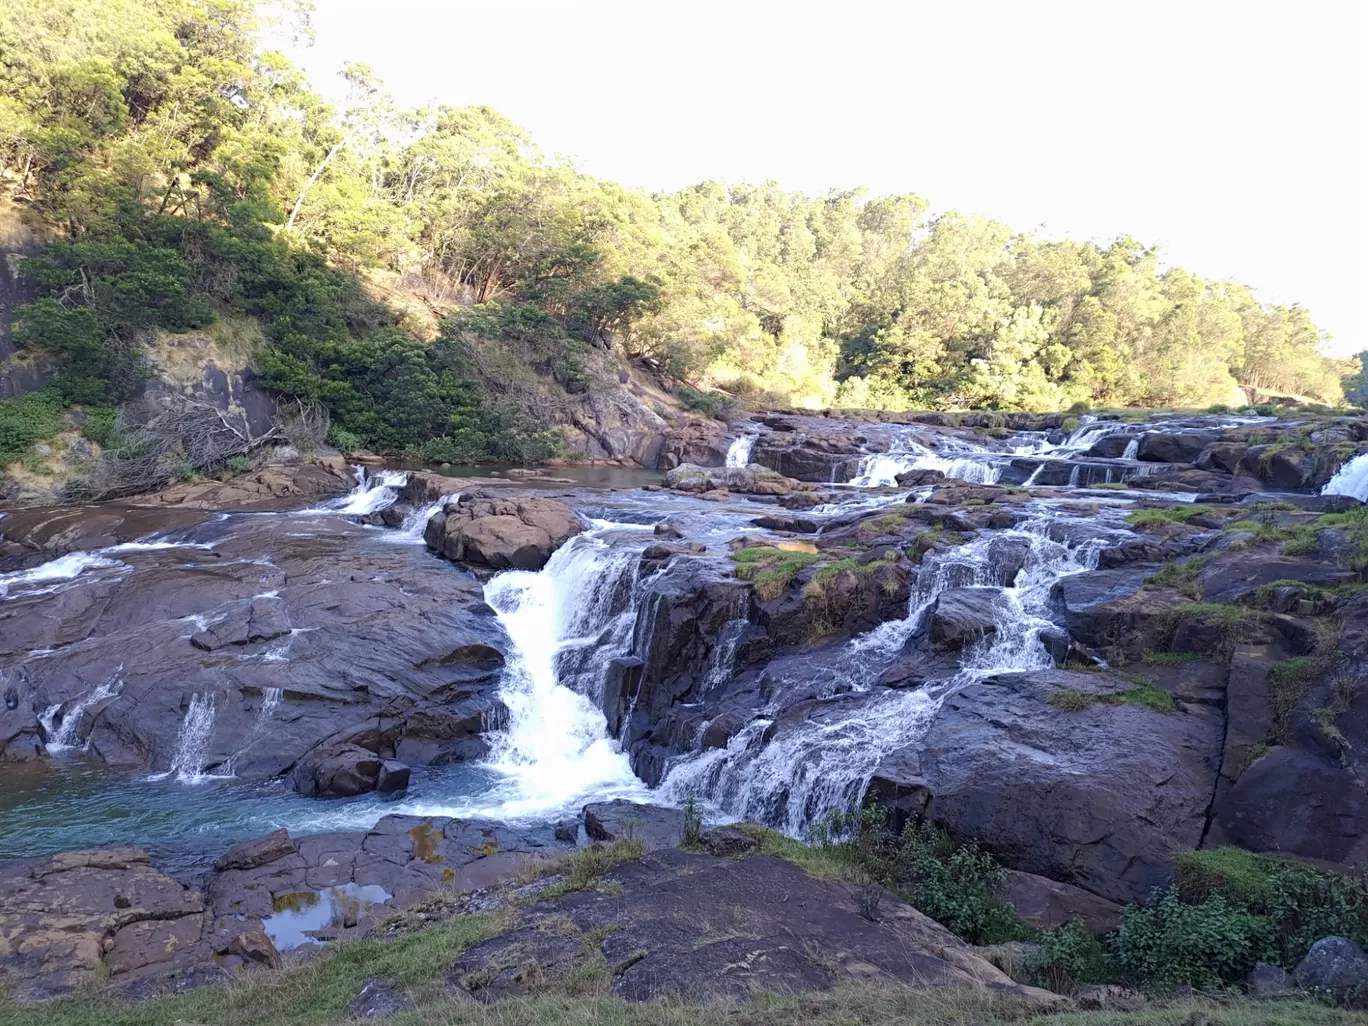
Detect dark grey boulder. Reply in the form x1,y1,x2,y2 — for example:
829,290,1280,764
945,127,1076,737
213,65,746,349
1293,937,1368,1008
1247,961,1299,1000
289,745,409,798
348,978,414,1019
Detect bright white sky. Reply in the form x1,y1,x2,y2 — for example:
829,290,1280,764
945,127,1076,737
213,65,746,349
294,0,1365,356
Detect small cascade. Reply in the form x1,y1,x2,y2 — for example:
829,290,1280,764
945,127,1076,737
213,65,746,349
725,434,758,468
1322,452,1368,502
849,436,1005,488
478,530,650,817
160,692,220,783
0,551,124,602
658,517,1115,835
385,492,459,543
39,672,124,752
259,687,283,719
704,618,750,693
1067,465,1081,488
322,467,408,516
1022,463,1046,487
1122,437,1140,460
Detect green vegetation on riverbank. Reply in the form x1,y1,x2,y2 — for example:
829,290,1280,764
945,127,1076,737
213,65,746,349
1,0,1360,491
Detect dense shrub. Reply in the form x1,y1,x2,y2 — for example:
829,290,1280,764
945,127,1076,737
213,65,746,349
0,389,67,467
1027,921,1116,992
1114,891,1274,991
812,806,1029,945
677,386,740,419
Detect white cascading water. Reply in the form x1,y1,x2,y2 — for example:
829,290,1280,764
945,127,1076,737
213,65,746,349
155,692,220,784
0,551,124,601
1122,437,1141,460
306,467,408,516
477,530,651,818
849,438,1004,487
39,672,124,752
657,515,1115,836
725,434,758,469
1322,453,1368,502
382,492,459,544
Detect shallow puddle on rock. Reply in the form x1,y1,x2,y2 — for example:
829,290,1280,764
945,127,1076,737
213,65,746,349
262,882,392,950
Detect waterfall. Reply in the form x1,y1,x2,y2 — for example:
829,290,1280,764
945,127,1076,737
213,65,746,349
1323,452,1368,502
259,687,283,719
155,692,220,784
478,530,651,818
39,672,124,752
725,434,758,468
1022,463,1046,487
1122,438,1140,460
383,492,460,543
308,467,408,516
849,437,1004,488
657,517,1114,836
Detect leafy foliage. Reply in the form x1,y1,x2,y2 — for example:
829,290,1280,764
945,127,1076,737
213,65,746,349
0,0,1356,484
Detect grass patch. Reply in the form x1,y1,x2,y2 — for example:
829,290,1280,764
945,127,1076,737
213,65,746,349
1125,505,1212,530
539,838,648,901
1089,481,1130,490
872,514,907,532
1143,555,1211,599
1142,651,1206,665
732,547,823,601
1048,682,1178,714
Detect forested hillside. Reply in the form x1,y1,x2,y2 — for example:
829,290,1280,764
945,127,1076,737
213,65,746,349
0,0,1358,485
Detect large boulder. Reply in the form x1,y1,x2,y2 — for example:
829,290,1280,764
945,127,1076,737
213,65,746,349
450,848,1060,1005
664,462,799,496
928,588,1001,650
868,670,1223,904
136,456,357,510
0,507,507,799
424,492,583,570
1136,431,1219,464
1293,937,1368,1008
1001,870,1125,937
288,744,410,797
207,816,568,922
657,417,729,470
0,847,278,1002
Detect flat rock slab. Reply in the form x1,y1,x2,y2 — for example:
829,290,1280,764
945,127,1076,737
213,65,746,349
0,847,277,1002
450,848,1058,1005
207,815,570,925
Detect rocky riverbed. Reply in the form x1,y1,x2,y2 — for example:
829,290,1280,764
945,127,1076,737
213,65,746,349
2,408,1367,1005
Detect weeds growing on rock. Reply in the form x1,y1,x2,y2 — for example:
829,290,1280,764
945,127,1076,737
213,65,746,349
1125,505,1213,530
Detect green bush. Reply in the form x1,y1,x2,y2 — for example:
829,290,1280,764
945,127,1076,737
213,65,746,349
1060,416,1080,432
1114,890,1274,991
1175,848,1368,968
811,807,1029,946
677,386,739,419
1206,403,1231,414
223,456,253,476
327,426,361,452
0,389,67,467
1027,920,1116,992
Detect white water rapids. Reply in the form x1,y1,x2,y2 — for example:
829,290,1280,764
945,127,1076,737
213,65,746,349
475,529,651,817
655,514,1120,833
725,433,758,468
1323,452,1368,502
